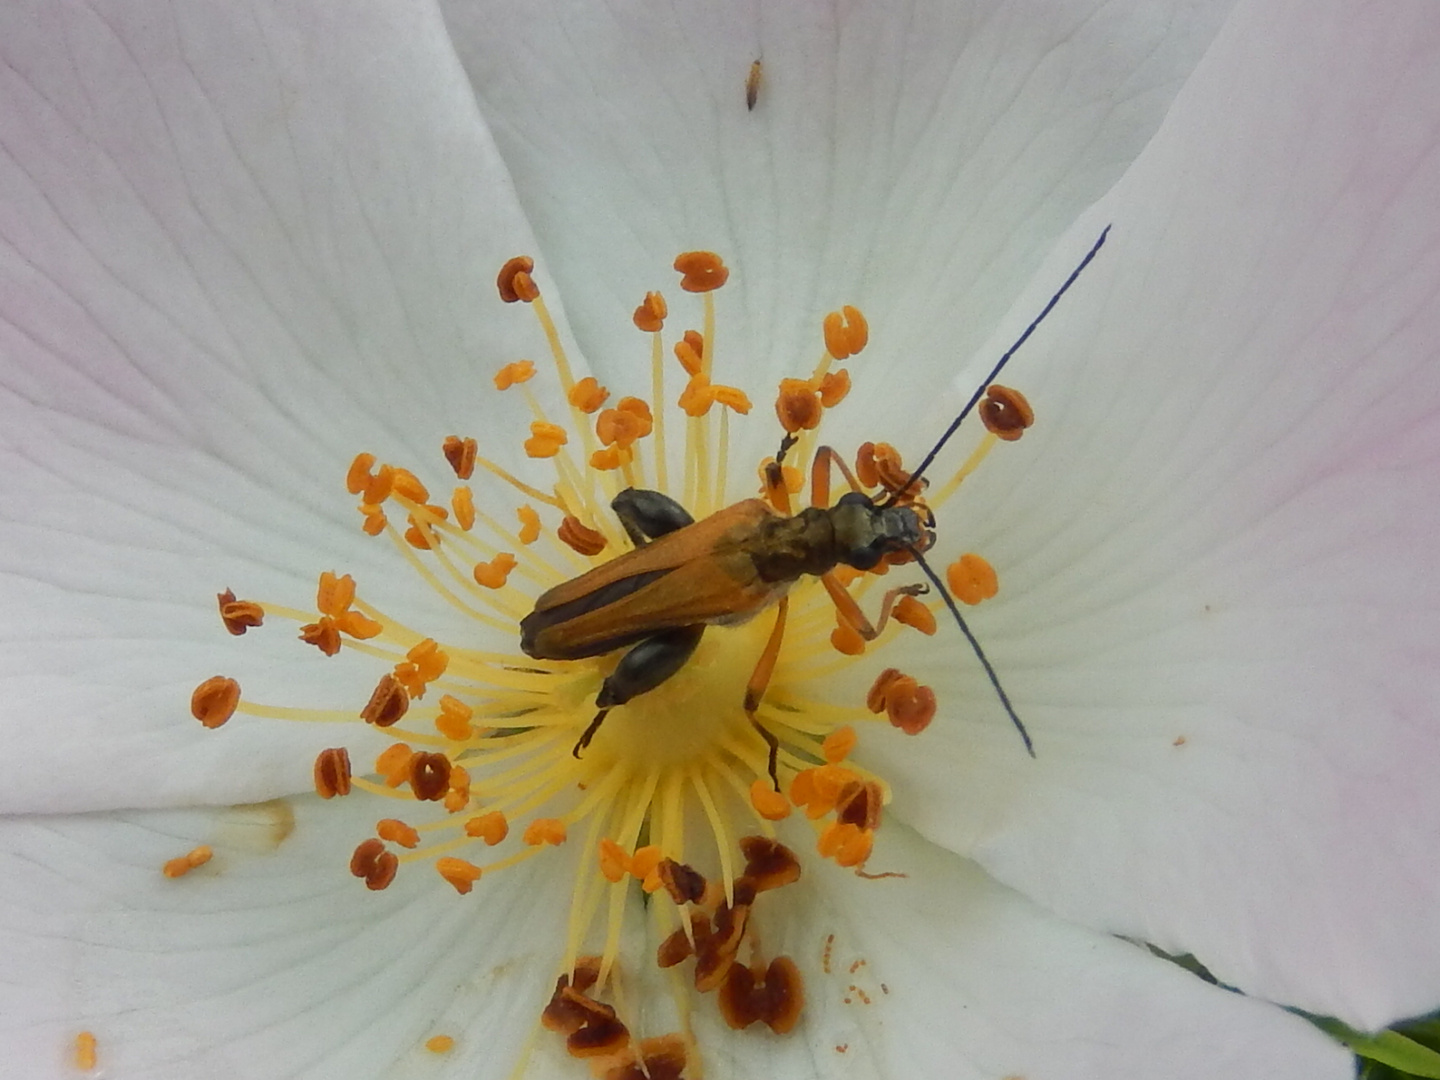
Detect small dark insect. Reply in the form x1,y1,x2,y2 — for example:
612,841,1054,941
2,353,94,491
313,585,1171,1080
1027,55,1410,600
521,228,1111,783
746,59,762,111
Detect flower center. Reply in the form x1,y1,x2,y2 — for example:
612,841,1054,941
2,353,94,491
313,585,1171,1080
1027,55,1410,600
189,249,1029,1077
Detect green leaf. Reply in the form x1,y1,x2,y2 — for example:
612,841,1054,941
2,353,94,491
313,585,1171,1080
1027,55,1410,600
1312,1018,1440,1078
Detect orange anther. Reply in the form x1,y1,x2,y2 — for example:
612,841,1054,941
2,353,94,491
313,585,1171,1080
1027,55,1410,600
346,452,377,495
887,681,936,735
946,552,999,605
316,571,356,617
817,369,852,409
775,378,822,433
558,515,607,556
523,420,568,458
74,1031,98,1071
869,442,912,493
495,359,538,390
711,384,753,414
216,588,264,635
377,818,421,848
360,504,387,536
588,446,628,472
617,396,653,435
677,373,715,417
162,844,213,879
979,384,1034,441
451,486,476,531
444,765,471,813
633,290,668,332
516,505,542,544
350,837,399,891
568,376,610,413
334,609,382,639
361,463,395,505
893,595,937,635
819,822,873,868
497,255,539,303
436,695,475,741
375,742,414,787
749,779,792,821
788,769,818,808
821,726,858,763
598,838,631,883
674,330,705,375
523,818,568,846
425,1035,456,1054
473,552,518,589
829,619,865,656
464,811,509,845
854,442,880,489
388,468,428,505
442,435,478,480
673,250,729,293
299,617,342,656
822,305,869,360
361,673,409,728
629,845,663,883
191,676,240,729
314,747,352,799
595,407,644,448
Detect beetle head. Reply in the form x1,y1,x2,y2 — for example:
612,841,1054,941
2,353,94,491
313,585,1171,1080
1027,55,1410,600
831,491,933,570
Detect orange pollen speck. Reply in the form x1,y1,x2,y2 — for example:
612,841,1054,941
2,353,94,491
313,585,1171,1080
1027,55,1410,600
361,673,409,728
893,594,937,635
464,811,509,845
979,383,1034,440
495,359,538,391
425,1035,456,1054
217,589,264,635
822,305,869,360
473,552,518,589
442,435,478,479
947,552,999,605
569,376,610,413
749,780,792,821
673,250,729,293
633,290,668,332
516,505,542,544
191,675,240,729
436,856,483,894
524,818,568,846
497,255,539,303
74,1031,98,1071
162,844,213,879
558,516,607,556
524,420,568,458
314,747,352,798
377,818,421,848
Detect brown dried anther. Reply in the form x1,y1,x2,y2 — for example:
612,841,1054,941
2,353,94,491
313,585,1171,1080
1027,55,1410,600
835,779,883,831
739,836,802,893
313,747,352,799
191,676,241,729
673,250,729,293
298,618,342,656
656,859,707,905
350,837,398,890
497,255,539,303
558,515,607,556
442,436,477,480
408,752,452,801
717,956,805,1034
217,589,264,635
361,673,409,727
979,383,1034,441
603,1034,689,1080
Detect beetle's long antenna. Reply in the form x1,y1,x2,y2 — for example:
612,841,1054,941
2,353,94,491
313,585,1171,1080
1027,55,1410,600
909,546,1035,757
886,225,1111,506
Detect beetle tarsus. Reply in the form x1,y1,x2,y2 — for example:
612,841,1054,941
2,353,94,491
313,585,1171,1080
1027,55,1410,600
751,717,780,791
574,708,610,758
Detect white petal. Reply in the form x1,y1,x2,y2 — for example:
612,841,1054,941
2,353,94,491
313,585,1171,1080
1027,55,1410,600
0,797,576,1080
696,825,1348,1080
866,0,1440,1028
439,0,1237,445
0,1,564,812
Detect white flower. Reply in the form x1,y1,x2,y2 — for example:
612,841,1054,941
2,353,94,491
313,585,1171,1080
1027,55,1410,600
2,1,1436,1078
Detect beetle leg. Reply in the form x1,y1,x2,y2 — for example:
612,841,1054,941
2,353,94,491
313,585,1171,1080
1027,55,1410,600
611,488,695,548
809,446,864,508
573,625,706,758
741,597,789,789
820,573,926,641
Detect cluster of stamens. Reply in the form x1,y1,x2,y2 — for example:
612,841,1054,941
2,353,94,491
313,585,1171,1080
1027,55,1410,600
188,247,1033,1075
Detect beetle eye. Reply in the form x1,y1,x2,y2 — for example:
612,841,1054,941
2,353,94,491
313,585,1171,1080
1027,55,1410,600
836,491,873,509
845,546,882,571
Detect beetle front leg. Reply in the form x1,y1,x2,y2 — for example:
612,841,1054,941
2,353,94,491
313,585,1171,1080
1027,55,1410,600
820,573,926,641
742,597,789,790
573,624,706,758
611,488,695,548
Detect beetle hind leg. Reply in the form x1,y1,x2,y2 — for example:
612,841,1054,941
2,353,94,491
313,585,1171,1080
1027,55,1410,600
742,597,789,790
612,488,694,548
572,625,706,759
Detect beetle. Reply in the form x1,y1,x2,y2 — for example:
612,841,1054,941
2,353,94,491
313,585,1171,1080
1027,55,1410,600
520,227,1110,784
